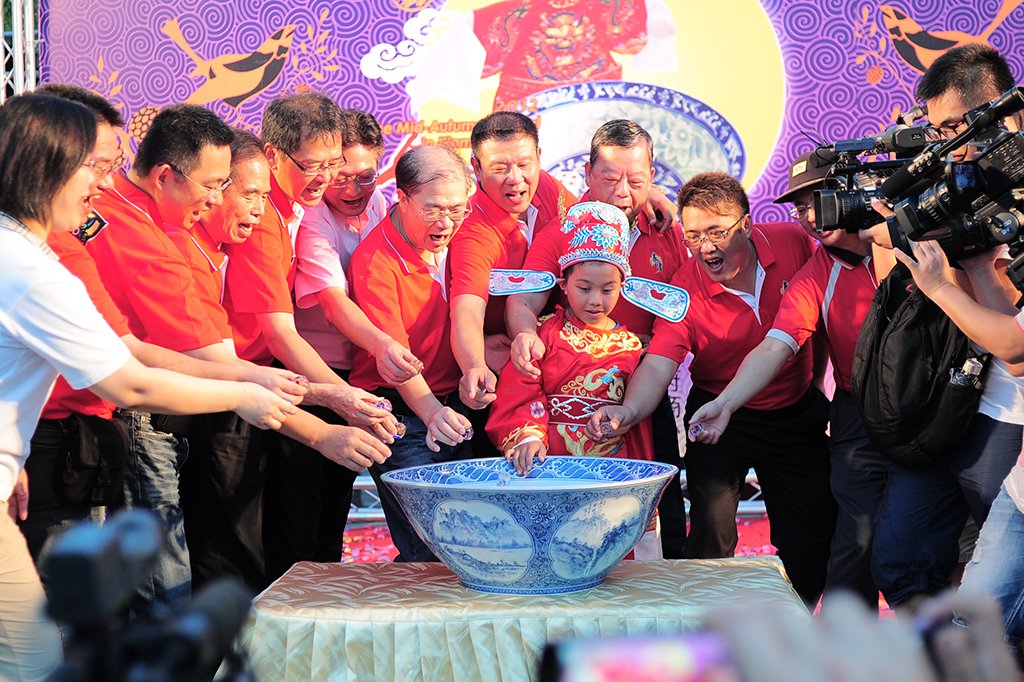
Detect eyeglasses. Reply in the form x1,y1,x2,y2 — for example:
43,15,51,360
682,214,747,248
788,204,811,219
283,150,346,177
82,156,125,179
414,204,473,223
170,165,233,201
331,171,378,187
924,120,969,142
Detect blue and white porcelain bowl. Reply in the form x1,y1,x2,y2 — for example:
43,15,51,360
381,457,678,595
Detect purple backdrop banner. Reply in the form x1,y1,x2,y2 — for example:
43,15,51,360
39,0,1024,218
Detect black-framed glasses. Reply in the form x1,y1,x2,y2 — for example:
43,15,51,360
283,150,346,177
682,213,747,248
169,164,232,201
414,204,473,223
331,171,378,187
788,204,811,219
924,120,969,142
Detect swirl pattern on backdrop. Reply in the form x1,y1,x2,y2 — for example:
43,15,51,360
39,0,440,165
752,0,1024,220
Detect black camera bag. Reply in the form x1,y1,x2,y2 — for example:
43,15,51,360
54,413,129,507
851,262,991,468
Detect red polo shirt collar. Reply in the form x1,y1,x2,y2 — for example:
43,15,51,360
191,219,227,270
471,181,521,238
380,210,436,277
112,172,166,230
268,174,300,227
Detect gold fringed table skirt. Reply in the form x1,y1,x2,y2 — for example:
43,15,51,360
241,557,807,682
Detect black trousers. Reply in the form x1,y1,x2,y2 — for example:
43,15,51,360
19,419,99,583
823,389,890,608
179,411,265,594
262,368,358,587
683,386,836,605
651,391,686,558
466,401,502,460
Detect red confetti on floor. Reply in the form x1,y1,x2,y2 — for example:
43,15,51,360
343,515,778,563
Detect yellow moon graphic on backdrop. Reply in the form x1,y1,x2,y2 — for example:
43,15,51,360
416,0,784,188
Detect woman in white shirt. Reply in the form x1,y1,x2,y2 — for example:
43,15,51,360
0,94,296,682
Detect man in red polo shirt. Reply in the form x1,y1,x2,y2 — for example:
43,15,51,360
590,172,837,605
166,128,390,591
449,113,678,454
504,119,690,557
448,112,576,457
349,145,476,562
222,94,397,586
85,104,263,617
68,102,305,616
449,112,576,392
687,150,888,607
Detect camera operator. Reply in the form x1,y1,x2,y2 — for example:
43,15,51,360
687,149,890,608
860,44,1024,611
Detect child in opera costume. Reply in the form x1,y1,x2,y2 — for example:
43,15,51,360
486,203,655,473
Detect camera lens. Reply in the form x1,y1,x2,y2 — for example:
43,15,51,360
813,188,883,233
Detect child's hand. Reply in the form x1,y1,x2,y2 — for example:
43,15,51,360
506,439,547,475
425,407,472,452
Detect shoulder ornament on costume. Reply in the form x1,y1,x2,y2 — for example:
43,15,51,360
488,269,558,296
621,277,691,322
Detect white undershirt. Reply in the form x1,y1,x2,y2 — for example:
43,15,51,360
721,262,767,324
518,204,539,246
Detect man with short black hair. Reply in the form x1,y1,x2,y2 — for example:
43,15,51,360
689,148,889,607
448,112,577,457
450,113,678,458
83,104,298,616
85,104,239,616
590,172,837,605
916,43,1024,141
223,93,397,586
279,109,423,584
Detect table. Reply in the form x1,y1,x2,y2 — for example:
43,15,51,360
241,557,807,682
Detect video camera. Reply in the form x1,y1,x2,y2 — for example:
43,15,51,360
878,86,1024,274
43,510,254,682
811,113,931,234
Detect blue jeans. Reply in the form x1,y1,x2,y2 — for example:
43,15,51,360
118,410,190,618
958,486,1024,657
872,414,1022,607
369,401,474,562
